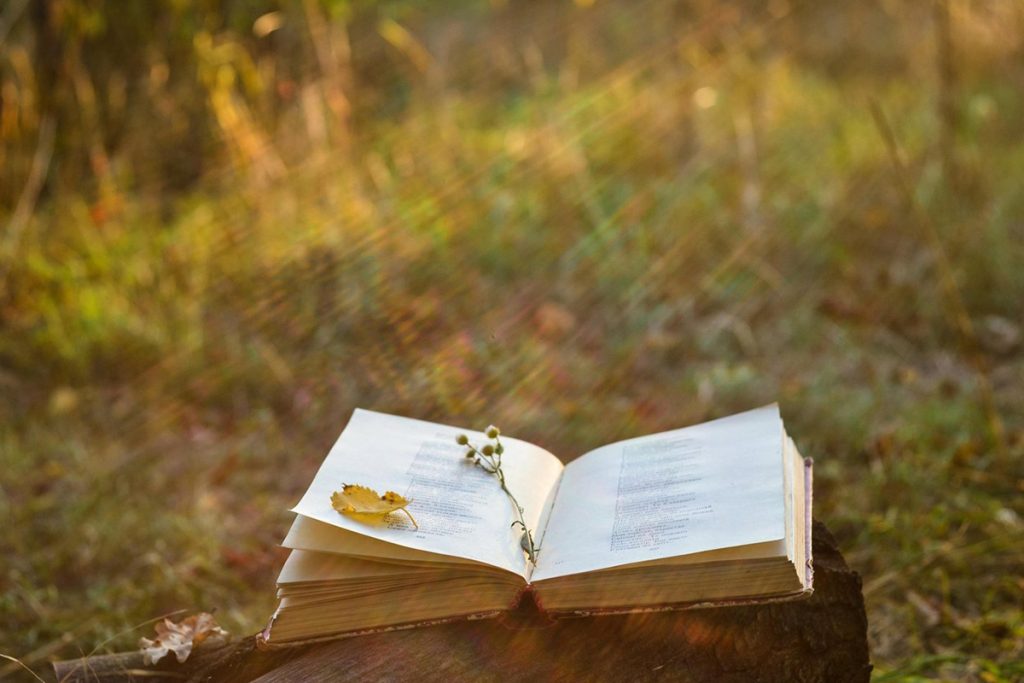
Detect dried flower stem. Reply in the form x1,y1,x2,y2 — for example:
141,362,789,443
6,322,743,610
458,428,539,564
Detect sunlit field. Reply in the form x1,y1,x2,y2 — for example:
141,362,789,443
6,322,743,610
2,1,1023,679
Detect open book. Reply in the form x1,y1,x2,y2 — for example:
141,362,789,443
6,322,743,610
261,405,812,646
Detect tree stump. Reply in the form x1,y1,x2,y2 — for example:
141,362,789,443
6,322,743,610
53,521,869,682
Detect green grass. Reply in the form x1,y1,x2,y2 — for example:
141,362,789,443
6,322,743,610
1,1,1023,680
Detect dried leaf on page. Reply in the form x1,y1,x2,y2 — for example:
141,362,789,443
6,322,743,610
331,483,418,529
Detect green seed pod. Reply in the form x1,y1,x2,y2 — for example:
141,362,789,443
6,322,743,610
465,449,475,458
456,434,469,446
485,425,500,439
481,444,495,456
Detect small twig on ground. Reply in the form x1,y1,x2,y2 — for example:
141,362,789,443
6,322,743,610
0,654,47,683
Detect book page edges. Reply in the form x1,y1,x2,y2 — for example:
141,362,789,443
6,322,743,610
258,608,505,650
803,455,814,592
544,585,813,620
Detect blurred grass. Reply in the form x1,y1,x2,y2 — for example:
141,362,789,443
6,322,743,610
2,0,1024,680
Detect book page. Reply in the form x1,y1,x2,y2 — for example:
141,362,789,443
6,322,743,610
282,515,480,566
291,409,564,577
532,405,786,581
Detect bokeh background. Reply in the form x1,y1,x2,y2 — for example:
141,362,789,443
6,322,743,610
2,0,1023,679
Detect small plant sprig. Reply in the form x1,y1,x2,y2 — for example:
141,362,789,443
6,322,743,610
456,426,539,565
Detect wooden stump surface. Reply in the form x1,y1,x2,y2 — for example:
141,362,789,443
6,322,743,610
53,521,870,682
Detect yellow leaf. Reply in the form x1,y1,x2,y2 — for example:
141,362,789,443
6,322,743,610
331,484,418,529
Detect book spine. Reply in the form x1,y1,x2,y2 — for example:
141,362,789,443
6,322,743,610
496,584,557,629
